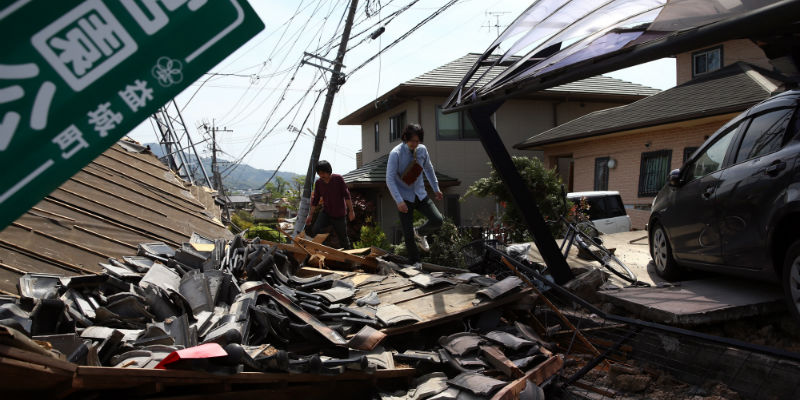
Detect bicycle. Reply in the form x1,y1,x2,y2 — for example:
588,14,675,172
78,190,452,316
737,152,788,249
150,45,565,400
553,186,648,287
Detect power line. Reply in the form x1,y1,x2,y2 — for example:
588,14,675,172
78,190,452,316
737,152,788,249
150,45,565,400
217,0,353,168
349,0,460,77
262,89,326,188
215,0,329,125
218,0,345,127
220,72,326,177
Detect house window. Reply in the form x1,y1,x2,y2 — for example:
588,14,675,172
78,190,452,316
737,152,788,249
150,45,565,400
692,46,722,77
594,157,609,191
638,150,672,197
389,112,405,142
436,106,478,140
444,194,461,226
374,122,379,152
683,147,698,163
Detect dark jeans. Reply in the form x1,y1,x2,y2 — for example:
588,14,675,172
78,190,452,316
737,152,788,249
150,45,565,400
399,196,443,263
311,211,351,249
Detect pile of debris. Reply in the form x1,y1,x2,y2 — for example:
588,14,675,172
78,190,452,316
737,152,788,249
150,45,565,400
0,232,568,398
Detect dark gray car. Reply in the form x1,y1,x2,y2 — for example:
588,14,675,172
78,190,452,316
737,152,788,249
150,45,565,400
648,90,800,319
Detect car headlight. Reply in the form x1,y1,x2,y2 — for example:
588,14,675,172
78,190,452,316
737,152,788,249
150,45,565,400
651,195,657,210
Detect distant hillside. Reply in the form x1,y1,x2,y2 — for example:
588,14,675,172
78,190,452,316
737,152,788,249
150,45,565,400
146,143,301,190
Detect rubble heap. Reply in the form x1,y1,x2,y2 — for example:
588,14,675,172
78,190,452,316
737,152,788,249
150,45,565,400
0,232,564,399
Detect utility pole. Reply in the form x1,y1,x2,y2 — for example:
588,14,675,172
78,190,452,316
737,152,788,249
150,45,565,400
205,120,233,224
293,0,359,237
207,120,233,195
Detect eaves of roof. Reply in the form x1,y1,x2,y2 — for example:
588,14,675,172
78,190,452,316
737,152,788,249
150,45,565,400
515,62,788,149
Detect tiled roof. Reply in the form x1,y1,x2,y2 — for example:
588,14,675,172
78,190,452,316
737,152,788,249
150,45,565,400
404,53,661,97
0,141,232,295
339,53,660,125
342,155,459,187
515,63,787,149
225,195,252,204
253,202,277,212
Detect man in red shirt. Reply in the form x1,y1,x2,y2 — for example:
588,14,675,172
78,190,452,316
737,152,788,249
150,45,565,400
306,160,355,249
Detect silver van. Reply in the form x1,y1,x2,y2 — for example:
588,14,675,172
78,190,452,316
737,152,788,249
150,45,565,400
567,191,631,234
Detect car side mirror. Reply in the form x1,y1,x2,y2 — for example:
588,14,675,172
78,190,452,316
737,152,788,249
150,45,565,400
668,169,682,187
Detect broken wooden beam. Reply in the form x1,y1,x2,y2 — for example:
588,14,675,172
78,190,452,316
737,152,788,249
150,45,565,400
489,355,564,400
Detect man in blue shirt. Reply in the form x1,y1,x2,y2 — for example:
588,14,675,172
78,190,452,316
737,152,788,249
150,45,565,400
386,124,443,266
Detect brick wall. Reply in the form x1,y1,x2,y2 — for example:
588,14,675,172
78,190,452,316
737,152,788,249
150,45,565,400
541,119,732,229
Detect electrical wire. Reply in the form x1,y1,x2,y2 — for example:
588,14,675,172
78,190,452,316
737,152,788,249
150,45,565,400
349,0,461,77
219,0,351,170
261,88,326,188
202,0,455,185
216,0,325,125
219,0,345,127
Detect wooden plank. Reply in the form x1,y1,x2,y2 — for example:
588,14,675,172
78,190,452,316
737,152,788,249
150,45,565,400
73,366,416,389
297,266,348,277
342,247,371,255
0,344,76,373
573,380,619,397
0,356,73,391
261,240,310,256
382,283,477,319
311,233,330,244
295,238,378,270
490,355,564,400
382,287,533,336
481,345,523,378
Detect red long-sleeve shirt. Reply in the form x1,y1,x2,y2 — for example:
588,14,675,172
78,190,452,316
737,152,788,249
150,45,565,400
311,174,351,218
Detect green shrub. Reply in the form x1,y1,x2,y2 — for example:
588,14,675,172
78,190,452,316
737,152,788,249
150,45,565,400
353,217,389,249
464,156,569,241
230,211,253,232
246,224,283,242
421,218,470,268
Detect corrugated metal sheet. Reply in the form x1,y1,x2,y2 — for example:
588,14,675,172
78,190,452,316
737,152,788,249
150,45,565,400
0,141,232,295
516,63,786,148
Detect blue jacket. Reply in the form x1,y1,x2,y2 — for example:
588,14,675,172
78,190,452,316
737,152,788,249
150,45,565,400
386,142,440,204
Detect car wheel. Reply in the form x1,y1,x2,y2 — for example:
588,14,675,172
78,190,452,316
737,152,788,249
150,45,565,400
650,222,682,281
782,240,800,322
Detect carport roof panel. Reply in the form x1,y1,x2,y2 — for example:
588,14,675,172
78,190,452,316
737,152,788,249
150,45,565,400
442,0,792,111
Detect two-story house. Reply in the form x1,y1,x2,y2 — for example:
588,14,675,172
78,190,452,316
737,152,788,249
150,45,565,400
515,40,794,229
339,53,659,242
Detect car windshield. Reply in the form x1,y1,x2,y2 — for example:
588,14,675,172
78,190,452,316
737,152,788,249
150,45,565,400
583,195,626,220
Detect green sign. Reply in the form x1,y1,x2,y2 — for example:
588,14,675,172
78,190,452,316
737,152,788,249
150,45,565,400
0,0,263,229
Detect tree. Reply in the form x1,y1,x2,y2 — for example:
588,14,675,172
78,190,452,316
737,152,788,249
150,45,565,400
285,175,305,212
464,156,567,241
263,176,289,200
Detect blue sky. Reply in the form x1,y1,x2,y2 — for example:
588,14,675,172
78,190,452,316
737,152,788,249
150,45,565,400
127,0,676,176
